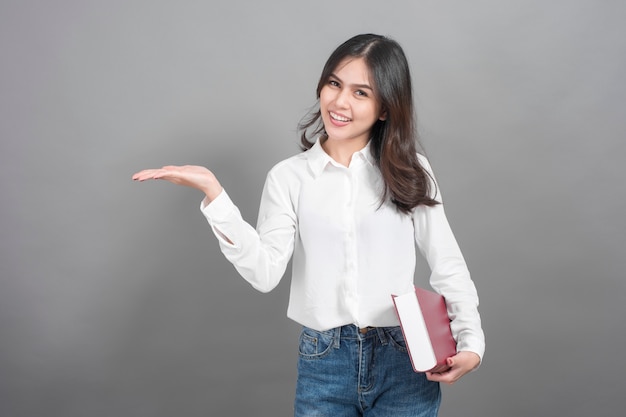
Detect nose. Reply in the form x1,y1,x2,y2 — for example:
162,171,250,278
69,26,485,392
334,88,350,108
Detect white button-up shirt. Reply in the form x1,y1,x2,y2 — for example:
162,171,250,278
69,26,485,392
201,138,485,359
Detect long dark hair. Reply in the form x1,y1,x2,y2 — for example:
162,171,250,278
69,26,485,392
299,34,439,213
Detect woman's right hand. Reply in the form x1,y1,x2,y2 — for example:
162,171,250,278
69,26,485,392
132,165,223,202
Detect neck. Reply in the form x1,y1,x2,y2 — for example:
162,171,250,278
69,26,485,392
321,137,368,167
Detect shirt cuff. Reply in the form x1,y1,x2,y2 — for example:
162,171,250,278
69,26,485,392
200,188,235,221
457,337,485,368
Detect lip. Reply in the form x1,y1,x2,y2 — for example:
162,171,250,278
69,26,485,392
328,111,351,126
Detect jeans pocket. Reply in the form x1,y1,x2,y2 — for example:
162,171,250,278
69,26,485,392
298,327,336,359
386,327,408,353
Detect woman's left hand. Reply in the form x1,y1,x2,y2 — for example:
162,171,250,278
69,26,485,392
425,351,480,385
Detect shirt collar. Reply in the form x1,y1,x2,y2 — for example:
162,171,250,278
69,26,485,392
306,137,376,178
357,140,376,167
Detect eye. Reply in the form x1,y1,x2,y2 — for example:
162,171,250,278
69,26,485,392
328,79,340,87
355,89,368,97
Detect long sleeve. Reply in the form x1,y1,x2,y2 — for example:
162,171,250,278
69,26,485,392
413,156,485,360
197,142,486,343
200,167,297,293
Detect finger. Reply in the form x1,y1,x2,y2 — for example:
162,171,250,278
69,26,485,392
424,360,451,374
134,168,178,181
132,170,150,180
427,370,460,385
428,363,465,383
132,169,160,181
152,170,172,179
156,165,189,178
426,371,447,383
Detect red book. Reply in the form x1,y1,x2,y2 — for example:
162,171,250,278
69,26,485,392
392,287,457,372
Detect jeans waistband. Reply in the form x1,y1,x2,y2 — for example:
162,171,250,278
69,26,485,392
331,324,400,345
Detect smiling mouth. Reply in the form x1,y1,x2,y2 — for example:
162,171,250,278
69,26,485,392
330,112,351,122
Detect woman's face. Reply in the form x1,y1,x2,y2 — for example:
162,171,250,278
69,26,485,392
319,57,385,147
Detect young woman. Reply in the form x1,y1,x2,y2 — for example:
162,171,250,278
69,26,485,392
133,34,484,417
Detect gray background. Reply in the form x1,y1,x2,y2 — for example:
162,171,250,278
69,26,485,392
1,0,624,416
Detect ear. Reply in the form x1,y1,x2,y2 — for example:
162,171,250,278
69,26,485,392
379,109,388,121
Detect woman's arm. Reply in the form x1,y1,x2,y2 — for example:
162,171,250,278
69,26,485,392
412,156,485,383
132,164,297,292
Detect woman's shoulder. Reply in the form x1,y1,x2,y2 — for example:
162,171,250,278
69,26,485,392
262,149,312,189
265,138,328,186
268,149,309,173
416,152,431,167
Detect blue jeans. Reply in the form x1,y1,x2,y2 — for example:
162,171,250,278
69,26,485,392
295,325,441,417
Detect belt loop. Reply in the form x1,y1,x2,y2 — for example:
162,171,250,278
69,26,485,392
332,326,341,349
376,327,388,346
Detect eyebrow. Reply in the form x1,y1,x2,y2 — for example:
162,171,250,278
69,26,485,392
330,73,374,91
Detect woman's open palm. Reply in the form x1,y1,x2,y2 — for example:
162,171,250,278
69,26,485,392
132,165,223,201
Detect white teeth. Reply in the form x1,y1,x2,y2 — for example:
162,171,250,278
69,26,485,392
330,112,350,122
